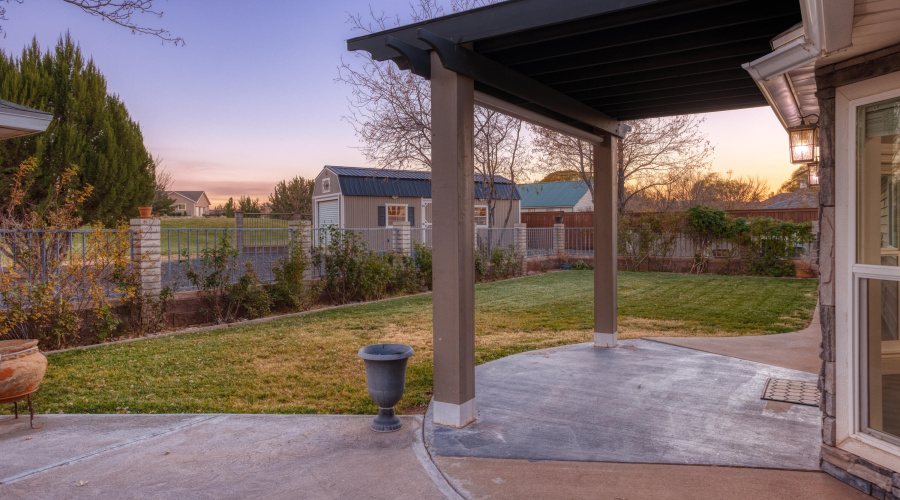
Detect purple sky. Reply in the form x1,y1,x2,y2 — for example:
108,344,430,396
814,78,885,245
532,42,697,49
3,1,796,205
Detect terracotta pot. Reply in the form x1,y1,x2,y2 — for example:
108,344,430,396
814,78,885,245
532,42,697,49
138,206,153,219
0,340,48,400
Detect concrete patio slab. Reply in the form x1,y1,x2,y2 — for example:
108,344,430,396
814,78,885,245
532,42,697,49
0,414,457,500
646,307,822,374
434,457,869,500
425,340,821,470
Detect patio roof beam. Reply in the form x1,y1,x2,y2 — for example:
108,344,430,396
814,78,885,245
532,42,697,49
474,91,605,144
416,29,627,138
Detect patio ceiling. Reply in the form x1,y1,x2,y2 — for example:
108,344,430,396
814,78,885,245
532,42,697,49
348,0,803,133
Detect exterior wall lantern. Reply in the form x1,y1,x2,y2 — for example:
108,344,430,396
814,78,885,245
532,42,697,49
806,162,819,186
788,125,819,164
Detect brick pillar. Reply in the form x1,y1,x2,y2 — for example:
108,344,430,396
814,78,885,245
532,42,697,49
130,218,161,299
514,223,528,257
515,223,528,276
554,223,566,257
394,221,411,256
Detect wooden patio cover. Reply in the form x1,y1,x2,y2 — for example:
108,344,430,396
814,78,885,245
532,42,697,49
347,0,803,428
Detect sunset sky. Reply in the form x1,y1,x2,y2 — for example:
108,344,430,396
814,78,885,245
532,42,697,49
3,1,797,205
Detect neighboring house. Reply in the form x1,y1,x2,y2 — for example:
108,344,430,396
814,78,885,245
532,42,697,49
166,191,211,217
312,166,520,229
761,188,819,210
518,181,592,213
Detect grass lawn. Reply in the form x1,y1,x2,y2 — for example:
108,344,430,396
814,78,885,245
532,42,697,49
159,218,290,255
28,271,817,416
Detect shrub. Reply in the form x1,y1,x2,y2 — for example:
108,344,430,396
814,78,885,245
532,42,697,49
270,232,312,311
685,205,730,274
412,243,433,289
183,235,242,323
230,262,272,319
475,246,521,282
572,260,592,270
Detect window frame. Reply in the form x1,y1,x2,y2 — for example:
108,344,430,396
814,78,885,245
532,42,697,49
474,205,489,228
385,203,408,226
322,178,331,193
836,73,900,471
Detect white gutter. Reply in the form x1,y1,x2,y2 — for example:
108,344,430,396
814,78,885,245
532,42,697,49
741,0,854,130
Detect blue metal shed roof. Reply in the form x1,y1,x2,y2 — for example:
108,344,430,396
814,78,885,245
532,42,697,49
518,181,590,208
325,166,519,200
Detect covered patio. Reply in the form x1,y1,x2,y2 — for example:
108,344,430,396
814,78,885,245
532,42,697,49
347,0,808,429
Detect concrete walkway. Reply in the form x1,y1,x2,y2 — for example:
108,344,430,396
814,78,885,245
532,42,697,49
647,306,822,374
0,414,456,500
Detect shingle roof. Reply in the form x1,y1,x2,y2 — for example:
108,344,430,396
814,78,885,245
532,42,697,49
518,181,590,208
762,189,818,209
325,166,519,200
168,191,207,203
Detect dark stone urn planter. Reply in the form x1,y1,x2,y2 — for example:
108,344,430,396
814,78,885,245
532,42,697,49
358,343,414,432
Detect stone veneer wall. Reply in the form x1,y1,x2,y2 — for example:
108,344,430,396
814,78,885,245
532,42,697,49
815,44,900,498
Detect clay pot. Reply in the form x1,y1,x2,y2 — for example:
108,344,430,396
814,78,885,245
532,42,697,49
138,206,153,219
0,340,48,400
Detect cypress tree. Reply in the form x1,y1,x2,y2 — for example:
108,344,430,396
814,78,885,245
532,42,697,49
0,34,155,226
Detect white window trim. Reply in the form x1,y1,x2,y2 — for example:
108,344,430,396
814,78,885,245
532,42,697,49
836,71,900,471
386,203,408,226
474,205,489,228
322,178,331,194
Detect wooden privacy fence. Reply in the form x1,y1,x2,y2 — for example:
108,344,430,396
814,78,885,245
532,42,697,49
521,208,818,227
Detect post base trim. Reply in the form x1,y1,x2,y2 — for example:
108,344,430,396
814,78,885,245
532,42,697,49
594,331,618,348
433,399,476,428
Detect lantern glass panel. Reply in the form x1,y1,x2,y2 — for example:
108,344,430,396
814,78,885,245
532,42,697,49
790,127,818,164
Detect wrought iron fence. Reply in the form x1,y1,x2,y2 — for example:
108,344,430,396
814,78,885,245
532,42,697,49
161,228,297,291
525,227,554,257
476,228,518,255
0,228,135,303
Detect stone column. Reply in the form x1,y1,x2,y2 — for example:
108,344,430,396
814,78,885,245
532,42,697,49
430,51,476,429
234,211,244,252
515,223,528,276
130,218,161,305
394,221,411,256
554,223,566,257
593,134,618,348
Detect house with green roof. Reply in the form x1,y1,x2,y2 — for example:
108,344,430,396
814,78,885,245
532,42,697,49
518,181,593,213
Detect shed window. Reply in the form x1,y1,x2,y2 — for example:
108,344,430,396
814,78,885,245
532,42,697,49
322,178,331,193
475,206,488,227
387,204,407,225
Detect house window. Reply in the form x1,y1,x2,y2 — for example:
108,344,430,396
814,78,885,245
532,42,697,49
322,178,331,193
386,204,407,225
176,204,186,210
856,95,900,443
474,206,488,227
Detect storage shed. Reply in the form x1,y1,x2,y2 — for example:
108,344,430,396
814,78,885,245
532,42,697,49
311,166,520,229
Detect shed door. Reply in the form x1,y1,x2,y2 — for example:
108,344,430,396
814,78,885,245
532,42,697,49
317,199,339,228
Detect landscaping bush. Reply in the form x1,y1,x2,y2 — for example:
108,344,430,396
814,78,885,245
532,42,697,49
412,243,433,289
475,246,521,282
619,212,683,271
270,232,312,311
312,226,426,304
230,262,272,319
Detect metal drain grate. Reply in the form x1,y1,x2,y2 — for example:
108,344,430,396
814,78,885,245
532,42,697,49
762,378,820,407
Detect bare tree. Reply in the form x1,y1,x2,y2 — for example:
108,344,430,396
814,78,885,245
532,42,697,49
1,0,183,44
474,108,531,227
531,126,594,197
531,116,712,214
340,0,532,227
639,170,771,212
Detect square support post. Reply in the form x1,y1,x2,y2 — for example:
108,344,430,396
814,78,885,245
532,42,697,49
393,221,412,256
430,52,476,428
593,134,618,348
